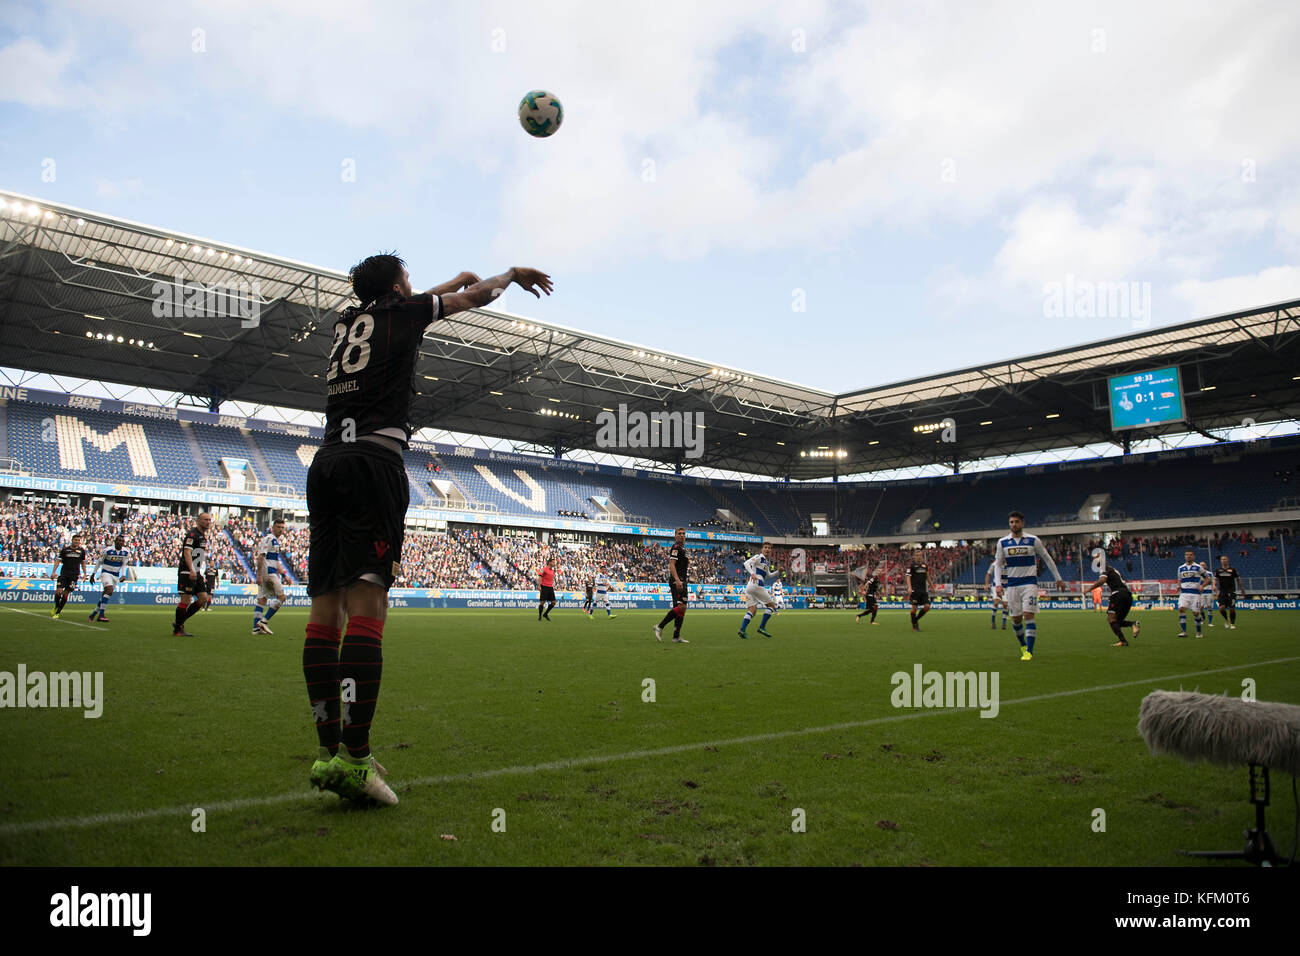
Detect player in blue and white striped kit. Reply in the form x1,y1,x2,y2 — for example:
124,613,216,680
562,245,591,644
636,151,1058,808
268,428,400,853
738,542,778,639
993,511,1062,661
89,534,129,622
1176,550,1211,638
593,568,616,619
253,519,289,634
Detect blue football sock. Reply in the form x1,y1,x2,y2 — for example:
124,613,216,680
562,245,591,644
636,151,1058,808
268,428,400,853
264,603,280,621
740,612,753,632
1026,620,1036,654
760,611,772,629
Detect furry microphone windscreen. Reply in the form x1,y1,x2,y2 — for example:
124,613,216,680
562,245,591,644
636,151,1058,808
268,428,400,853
1138,691,1300,776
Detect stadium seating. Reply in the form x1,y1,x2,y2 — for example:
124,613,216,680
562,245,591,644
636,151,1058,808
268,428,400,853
3,397,1297,536
188,422,267,487
6,403,200,486
249,431,315,492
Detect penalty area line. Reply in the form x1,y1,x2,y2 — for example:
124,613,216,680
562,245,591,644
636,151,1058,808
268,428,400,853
1,655,1295,837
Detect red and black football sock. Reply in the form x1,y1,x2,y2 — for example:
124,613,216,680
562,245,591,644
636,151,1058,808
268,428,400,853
182,601,204,621
673,604,685,637
909,611,917,628
916,607,929,621
1109,621,1127,642
173,600,190,627
658,609,677,629
339,616,384,760
303,622,342,754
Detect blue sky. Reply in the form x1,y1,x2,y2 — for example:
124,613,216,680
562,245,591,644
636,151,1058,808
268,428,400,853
2,0,1299,394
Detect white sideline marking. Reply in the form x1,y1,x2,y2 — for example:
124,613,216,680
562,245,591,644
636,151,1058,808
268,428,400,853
1,656,1296,837
0,603,108,631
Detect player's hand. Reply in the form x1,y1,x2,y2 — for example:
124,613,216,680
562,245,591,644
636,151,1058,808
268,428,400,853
457,271,481,289
996,586,1004,598
510,267,553,298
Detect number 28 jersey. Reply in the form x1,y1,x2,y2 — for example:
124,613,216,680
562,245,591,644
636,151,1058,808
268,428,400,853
323,292,443,448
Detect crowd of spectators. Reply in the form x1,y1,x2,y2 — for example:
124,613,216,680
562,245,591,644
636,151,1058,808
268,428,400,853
6,500,1286,592
0,502,255,582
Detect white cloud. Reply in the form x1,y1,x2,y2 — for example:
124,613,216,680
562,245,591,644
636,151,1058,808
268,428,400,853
1173,267,1300,319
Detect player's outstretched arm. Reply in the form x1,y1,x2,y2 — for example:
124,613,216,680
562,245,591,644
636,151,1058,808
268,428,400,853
424,272,481,296
441,268,553,317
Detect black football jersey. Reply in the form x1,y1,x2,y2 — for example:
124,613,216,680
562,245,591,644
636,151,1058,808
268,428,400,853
57,546,86,577
1101,567,1130,593
668,543,688,582
908,563,928,592
866,578,879,597
179,528,207,572
1215,567,1240,595
323,292,443,447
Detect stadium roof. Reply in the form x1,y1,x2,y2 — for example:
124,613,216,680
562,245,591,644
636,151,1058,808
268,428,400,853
3,188,1298,479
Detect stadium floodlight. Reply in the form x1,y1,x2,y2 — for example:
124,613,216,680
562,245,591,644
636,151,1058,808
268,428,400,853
85,331,92,338
76,217,84,225
44,211,53,219
980,420,993,425
116,336,124,343
27,204,39,216
205,248,214,256
165,239,173,246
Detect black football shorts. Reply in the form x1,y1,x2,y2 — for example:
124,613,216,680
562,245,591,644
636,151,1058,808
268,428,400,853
306,441,409,597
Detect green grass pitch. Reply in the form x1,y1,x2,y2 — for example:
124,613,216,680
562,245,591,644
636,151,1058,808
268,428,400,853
1,602,1296,866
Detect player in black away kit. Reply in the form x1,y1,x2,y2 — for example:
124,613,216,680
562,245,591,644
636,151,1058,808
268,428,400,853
907,555,931,631
855,574,880,624
49,533,87,618
172,513,213,636
654,527,690,644
1091,564,1140,646
303,252,551,807
1215,555,1243,629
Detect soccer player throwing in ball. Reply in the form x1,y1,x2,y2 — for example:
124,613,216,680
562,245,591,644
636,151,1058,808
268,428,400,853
302,254,551,806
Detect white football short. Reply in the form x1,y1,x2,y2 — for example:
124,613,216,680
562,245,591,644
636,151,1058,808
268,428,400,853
1003,583,1038,616
99,571,120,588
259,573,286,601
1177,593,1201,611
745,583,774,607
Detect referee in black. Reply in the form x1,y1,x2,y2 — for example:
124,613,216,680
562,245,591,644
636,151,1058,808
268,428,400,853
1091,564,1140,646
301,254,551,806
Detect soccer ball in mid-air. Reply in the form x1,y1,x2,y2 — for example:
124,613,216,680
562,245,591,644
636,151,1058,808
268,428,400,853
518,90,563,138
